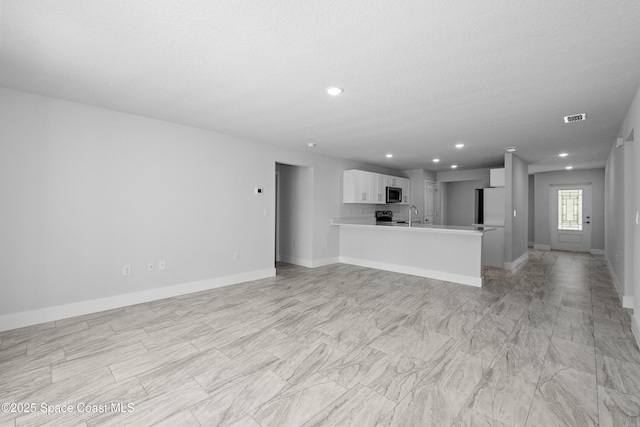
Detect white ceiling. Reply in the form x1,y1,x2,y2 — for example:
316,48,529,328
2,0,640,173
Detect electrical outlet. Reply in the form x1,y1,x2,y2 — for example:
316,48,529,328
147,261,155,272
158,260,166,270
233,252,240,261
123,265,131,276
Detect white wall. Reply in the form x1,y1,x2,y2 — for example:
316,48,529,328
528,174,535,246
533,169,605,252
445,180,484,226
436,168,491,226
624,142,636,307
0,88,385,328
613,81,640,342
397,168,437,223
0,88,267,316
436,168,491,184
605,143,627,301
438,182,448,226
504,153,528,268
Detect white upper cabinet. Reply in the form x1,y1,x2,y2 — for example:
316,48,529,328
343,170,384,204
490,168,505,187
372,173,386,203
343,170,365,203
385,176,399,187
397,177,410,204
343,170,410,204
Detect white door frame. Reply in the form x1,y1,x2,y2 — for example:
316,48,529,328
424,180,436,224
549,183,592,252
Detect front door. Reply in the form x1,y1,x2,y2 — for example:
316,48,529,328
550,184,592,252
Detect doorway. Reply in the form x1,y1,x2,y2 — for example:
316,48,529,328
424,180,436,224
550,184,592,252
275,163,313,267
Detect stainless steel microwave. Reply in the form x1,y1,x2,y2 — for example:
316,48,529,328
386,186,402,203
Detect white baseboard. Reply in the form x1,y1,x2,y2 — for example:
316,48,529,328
0,268,276,333
632,315,640,351
591,248,605,255
278,255,339,268
338,256,482,287
503,251,529,271
278,255,313,268
533,244,551,251
623,296,635,309
606,256,625,305
311,257,340,268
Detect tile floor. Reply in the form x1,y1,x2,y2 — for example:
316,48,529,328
1,250,639,426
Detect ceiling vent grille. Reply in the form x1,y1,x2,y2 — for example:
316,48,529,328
564,113,586,123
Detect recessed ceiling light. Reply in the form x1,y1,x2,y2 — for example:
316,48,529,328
559,152,569,157
505,147,516,153
451,165,458,169
385,154,393,158
307,143,316,148
433,158,440,163
455,143,465,148
565,166,573,170
326,87,343,96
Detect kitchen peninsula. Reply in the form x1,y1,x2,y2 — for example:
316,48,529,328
331,218,495,287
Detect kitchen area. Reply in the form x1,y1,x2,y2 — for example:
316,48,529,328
332,167,510,287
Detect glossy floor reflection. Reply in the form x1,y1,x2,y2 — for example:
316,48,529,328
1,250,638,426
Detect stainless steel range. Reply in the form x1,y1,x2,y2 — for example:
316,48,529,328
375,210,393,223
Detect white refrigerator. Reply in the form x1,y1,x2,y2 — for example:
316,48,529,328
481,188,505,226
476,187,505,268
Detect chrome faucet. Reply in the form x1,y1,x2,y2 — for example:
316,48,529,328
408,205,418,227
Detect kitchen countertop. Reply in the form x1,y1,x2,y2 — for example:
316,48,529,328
331,218,496,234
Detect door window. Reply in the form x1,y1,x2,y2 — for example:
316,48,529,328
558,189,582,230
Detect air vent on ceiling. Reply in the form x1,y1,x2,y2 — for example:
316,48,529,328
564,113,586,123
